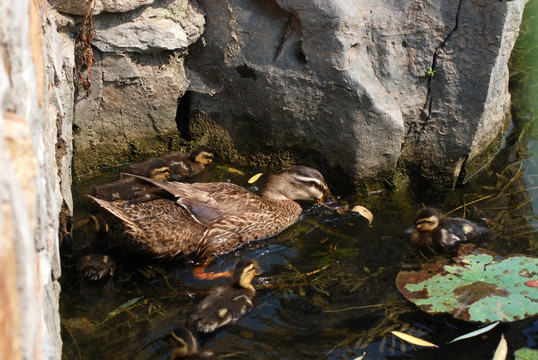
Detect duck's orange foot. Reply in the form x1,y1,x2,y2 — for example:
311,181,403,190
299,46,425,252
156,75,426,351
192,266,232,280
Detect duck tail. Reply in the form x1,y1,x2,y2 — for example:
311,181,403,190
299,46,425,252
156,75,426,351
121,173,192,197
87,195,136,228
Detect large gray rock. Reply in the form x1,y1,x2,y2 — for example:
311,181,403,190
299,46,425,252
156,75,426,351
70,0,205,175
91,1,201,53
55,0,156,15
186,0,527,189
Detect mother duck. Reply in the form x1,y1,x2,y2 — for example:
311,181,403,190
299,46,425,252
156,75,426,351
88,166,331,260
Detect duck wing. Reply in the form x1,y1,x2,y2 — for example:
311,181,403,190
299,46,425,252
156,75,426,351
88,195,207,258
197,209,301,257
123,174,268,225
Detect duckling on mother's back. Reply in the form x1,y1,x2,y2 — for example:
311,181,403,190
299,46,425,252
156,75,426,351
407,207,490,249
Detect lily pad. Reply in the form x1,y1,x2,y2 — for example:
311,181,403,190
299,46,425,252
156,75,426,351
515,348,538,360
396,252,538,322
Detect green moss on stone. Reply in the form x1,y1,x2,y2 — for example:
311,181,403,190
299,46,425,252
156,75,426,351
73,130,183,176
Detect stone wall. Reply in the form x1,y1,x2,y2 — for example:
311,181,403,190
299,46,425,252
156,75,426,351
0,0,72,358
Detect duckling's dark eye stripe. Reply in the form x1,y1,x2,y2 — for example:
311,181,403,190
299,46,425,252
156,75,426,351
417,220,435,225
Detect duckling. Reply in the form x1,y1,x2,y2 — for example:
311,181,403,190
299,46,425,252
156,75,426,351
130,146,214,181
89,146,215,202
77,253,116,280
169,327,219,360
406,207,489,249
190,260,257,333
87,166,331,259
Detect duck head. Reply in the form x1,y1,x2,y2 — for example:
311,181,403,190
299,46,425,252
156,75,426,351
169,327,198,358
261,166,332,202
407,207,442,233
189,146,215,165
231,260,257,290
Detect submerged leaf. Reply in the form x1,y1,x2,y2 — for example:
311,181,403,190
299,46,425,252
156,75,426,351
390,331,439,348
396,252,538,322
215,165,245,176
447,321,500,343
105,297,143,321
248,172,263,184
492,334,507,360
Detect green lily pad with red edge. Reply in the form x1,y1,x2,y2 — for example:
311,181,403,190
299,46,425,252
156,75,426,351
515,347,538,360
396,252,538,322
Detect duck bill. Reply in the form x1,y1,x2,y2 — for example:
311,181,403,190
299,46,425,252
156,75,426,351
404,226,416,235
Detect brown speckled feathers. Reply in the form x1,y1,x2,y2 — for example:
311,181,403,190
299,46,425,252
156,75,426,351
89,166,331,260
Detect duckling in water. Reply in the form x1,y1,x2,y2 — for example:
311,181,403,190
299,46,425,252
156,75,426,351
77,253,116,280
190,260,257,333
88,166,332,260
169,326,219,359
130,145,214,181
407,207,489,249
90,146,215,202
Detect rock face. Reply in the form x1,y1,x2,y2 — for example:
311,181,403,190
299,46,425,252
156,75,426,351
185,0,528,189
64,0,205,175
0,0,73,358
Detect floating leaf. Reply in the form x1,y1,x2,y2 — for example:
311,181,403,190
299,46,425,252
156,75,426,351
105,297,142,321
447,321,500,343
396,253,538,322
514,347,538,360
524,279,538,287
492,334,507,360
390,331,439,348
350,205,374,225
216,165,245,175
248,172,263,184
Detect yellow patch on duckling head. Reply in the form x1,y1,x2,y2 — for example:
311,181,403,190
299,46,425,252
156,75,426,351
415,215,439,231
170,333,189,356
239,263,257,289
149,167,170,180
195,151,214,165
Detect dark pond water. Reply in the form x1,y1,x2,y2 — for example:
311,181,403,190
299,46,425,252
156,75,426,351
61,4,538,360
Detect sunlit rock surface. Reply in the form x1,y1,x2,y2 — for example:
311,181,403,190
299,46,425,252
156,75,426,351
61,0,205,175
186,0,527,188
0,0,73,358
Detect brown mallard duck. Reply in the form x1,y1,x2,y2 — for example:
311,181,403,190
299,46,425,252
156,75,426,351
88,166,331,260
169,326,219,359
190,260,257,333
130,146,214,181
406,207,490,249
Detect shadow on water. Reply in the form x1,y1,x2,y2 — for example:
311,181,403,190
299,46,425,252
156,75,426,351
61,3,538,359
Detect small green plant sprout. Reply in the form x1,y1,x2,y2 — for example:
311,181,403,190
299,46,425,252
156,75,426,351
427,67,436,78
